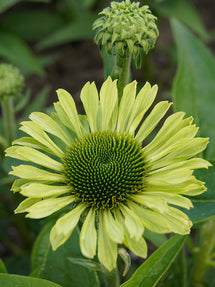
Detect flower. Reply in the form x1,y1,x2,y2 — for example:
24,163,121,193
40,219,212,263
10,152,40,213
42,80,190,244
93,0,158,63
6,77,210,271
0,63,24,97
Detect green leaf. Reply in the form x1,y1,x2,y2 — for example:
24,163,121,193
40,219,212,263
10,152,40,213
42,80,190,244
121,235,186,287
154,0,210,41
156,249,187,287
0,0,51,13
0,32,44,76
1,11,64,41
0,0,21,13
182,163,215,224
37,13,96,50
0,258,7,273
0,274,62,287
31,220,100,287
171,19,215,161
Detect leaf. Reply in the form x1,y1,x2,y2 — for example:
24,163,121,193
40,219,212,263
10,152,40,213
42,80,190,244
0,258,7,273
156,249,187,287
182,163,215,224
31,220,100,287
1,10,64,41
37,13,96,50
0,0,51,13
121,235,186,287
0,32,44,76
0,0,21,13
154,0,210,41
171,19,215,161
0,274,62,287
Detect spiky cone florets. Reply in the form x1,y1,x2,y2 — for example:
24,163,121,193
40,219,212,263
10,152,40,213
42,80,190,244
6,77,211,272
93,0,158,60
0,63,24,97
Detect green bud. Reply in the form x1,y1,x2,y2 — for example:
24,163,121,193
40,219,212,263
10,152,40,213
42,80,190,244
0,63,24,97
93,0,159,61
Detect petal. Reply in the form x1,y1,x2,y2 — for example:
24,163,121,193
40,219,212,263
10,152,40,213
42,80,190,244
98,212,117,271
142,192,193,209
104,210,124,243
116,81,136,132
20,121,63,158
120,205,144,240
80,82,99,132
21,196,74,218
10,165,65,182
162,207,192,235
30,112,72,145
151,138,209,170
131,194,168,213
149,158,211,175
50,204,86,250
135,101,172,142
148,168,194,184
129,202,171,233
54,102,76,132
143,112,186,154
100,77,118,130
57,89,83,138
20,183,71,198
6,146,63,171
12,137,51,154
15,198,40,213
125,82,158,134
124,232,147,259
80,208,97,258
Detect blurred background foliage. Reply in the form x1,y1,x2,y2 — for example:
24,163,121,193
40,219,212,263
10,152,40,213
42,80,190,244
0,0,215,286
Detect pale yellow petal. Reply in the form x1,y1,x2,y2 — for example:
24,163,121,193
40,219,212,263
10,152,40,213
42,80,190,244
104,210,124,243
80,82,99,132
80,208,97,258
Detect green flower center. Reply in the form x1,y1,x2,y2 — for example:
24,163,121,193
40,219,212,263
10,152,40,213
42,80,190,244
63,131,146,209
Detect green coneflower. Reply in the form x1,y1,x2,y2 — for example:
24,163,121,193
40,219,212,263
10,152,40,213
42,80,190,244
6,77,210,271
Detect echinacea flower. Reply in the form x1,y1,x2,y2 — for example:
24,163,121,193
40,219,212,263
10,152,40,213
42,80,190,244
6,77,210,271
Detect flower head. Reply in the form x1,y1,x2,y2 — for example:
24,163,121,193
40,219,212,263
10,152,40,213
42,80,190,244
6,77,210,271
93,0,158,60
0,63,24,97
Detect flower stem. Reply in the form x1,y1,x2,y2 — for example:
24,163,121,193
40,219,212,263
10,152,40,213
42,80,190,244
103,266,120,287
1,96,16,145
190,218,215,286
112,53,131,103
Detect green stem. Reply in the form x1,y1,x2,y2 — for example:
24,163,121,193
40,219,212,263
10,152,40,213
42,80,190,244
103,266,120,287
111,53,131,103
190,218,215,286
1,95,16,145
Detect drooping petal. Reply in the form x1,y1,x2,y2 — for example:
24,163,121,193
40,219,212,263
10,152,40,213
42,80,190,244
80,82,99,132
98,212,117,271
131,194,168,213
29,112,72,145
57,89,84,138
162,207,192,235
104,209,124,243
6,146,63,171
80,208,97,258
120,205,144,240
129,202,171,233
10,165,65,182
15,198,40,213
100,77,118,130
124,231,147,259
20,183,71,198
50,204,86,250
